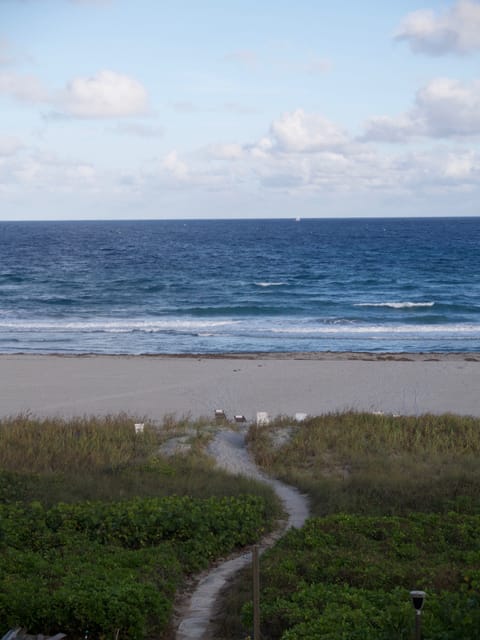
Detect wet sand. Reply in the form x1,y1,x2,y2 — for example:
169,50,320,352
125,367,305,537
0,352,479,420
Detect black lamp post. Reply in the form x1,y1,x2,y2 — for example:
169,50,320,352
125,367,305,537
410,590,426,640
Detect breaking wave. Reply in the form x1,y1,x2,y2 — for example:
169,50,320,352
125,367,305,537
254,282,287,287
355,302,435,309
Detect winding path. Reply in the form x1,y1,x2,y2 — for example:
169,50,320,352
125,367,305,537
174,427,310,640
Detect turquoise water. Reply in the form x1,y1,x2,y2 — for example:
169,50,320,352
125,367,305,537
0,217,479,353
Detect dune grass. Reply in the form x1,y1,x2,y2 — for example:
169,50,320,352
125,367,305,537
0,413,280,519
0,413,284,639
247,411,480,516
213,411,480,639
0,413,159,473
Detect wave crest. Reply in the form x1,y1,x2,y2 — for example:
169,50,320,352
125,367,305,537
355,302,435,309
254,282,287,287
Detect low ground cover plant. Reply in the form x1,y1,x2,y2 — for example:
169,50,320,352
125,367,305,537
219,412,480,640
0,495,268,638
243,513,480,639
0,414,279,639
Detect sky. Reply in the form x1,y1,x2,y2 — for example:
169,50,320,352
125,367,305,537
0,0,480,220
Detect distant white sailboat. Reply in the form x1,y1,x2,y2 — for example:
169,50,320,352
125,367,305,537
295,217,301,222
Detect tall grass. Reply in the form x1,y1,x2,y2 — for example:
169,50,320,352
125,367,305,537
0,413,161,473
212,412,480,639
0,414,281,520
247,411,480,516
0,413,279,640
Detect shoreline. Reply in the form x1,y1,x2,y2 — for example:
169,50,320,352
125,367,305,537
1,350,479,361
1,352,479,420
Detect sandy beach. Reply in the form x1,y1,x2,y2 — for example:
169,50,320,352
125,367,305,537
0,352,479,420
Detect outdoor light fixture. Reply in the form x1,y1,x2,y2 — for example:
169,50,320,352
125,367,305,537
410,590,426,640
410,590,426,611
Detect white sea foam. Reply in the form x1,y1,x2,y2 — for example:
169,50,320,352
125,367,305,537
254,282,287,287
270,323,479,334
2,317,478,338
354,302,435,309
0,319,239,332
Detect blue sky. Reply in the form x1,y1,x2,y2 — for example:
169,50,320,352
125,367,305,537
1,0,480,219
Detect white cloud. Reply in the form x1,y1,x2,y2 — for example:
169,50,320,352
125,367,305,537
417,77,480,135
360,114,417,143
195,110,480,201
63,70,148,118
395,0,480,55
392,148,480,189
249,145,480,195
267,109,348,153
250,136,274,159
0,68,149,119
3,130,479,218
363,77,480,141
161,151,189,180
208,143,244,160
442,150,476,178
0,71,49,102
0,150,99,197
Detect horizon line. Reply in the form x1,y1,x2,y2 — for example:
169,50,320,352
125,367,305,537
1,214,480,223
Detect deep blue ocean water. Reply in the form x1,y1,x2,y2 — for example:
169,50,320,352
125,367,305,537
0,218,479,354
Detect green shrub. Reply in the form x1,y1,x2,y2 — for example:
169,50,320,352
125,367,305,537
243,513,480,640
0,494,268,638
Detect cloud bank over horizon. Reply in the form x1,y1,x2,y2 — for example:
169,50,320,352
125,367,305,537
0,0,479,219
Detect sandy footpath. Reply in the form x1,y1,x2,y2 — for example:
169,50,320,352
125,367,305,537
175,428,309,639
0,352,479,420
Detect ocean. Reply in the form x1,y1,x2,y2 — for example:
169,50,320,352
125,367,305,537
0,217,479,354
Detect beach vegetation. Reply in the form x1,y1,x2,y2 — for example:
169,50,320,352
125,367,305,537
0,495,269,639
240,513,480,639
247,411,480,516
0,413,280,639
0,413,278,510
4,410,480,639
216,411,480,639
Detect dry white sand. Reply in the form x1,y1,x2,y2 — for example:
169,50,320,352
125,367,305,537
1,353,479,419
